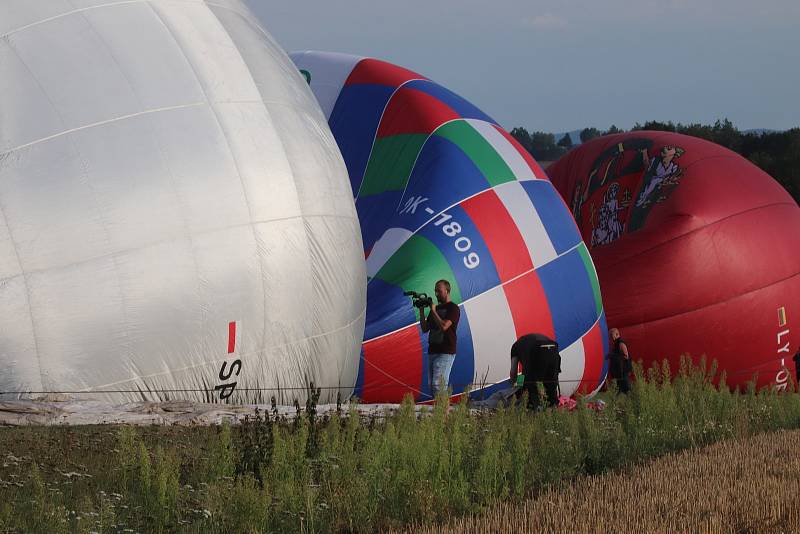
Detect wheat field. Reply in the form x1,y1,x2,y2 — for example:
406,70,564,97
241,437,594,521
402,429,800,533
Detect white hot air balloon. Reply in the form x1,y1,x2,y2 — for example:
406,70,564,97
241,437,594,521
0,0,366,404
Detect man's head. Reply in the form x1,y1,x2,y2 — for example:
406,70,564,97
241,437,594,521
660,145,685,162
434,279,451,304
605,182,619,201
660,145,676,158
609,328,620,341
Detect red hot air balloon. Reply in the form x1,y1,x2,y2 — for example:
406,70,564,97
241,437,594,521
548,131,800,390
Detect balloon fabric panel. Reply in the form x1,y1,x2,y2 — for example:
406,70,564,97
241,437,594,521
578,245,604,318
503,271,556,339
461,190,533,282
395,134,493,220
363,277,417,341
403,80,496,124
344,58,423,86
374,234,463,306
292,51,608,401
359,134,430,197
376,87,460,138
580,317,609,394
522,180,584,255
435,121,517,187
361,324,424,402
328,85,395,195
414,205,501,301
537,244,603,349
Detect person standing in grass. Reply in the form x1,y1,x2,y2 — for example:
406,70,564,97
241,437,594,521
793,347,800,390
607,328,632,393
419,279,460,398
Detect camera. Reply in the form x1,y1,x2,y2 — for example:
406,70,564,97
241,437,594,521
404,290,433,308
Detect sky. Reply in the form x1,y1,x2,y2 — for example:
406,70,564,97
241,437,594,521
247,0,800,134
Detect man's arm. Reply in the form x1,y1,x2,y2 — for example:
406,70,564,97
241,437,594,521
640,148,650,169
429,305,453,331
419,306,429,333
510,355,519,383
619,341,630,359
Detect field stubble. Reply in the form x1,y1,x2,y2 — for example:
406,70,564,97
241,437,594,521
401,429,800,533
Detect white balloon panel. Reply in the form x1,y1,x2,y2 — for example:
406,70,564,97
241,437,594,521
0,0,366,403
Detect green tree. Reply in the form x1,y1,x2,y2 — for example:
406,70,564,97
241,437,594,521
741,128,800,204
708,118,741,152
530,131,565,161
557,133,573,149
633,120,676,132
580,127,601,143
678,122,714,142
510,127,533,153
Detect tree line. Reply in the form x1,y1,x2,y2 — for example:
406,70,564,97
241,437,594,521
510,120,800,204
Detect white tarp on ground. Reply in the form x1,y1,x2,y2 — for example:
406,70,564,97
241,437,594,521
0,399,408,426
0,1,366,405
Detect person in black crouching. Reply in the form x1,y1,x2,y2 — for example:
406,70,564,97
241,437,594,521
509,334,561,410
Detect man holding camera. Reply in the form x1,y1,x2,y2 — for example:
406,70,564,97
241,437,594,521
418,279,460,398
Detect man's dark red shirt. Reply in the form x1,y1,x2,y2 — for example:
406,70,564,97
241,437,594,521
426,302,460,354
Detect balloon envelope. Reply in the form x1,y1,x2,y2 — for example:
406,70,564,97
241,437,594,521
547,131,800,389
0,2,365,403
292,51,608,402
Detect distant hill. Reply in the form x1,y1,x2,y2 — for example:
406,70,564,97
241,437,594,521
743,128,778,136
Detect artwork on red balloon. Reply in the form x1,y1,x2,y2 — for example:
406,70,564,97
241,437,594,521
570,139,687,247
549,131,800,390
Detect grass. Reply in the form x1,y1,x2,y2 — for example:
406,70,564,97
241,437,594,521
399,429,800,533
0,357,799,533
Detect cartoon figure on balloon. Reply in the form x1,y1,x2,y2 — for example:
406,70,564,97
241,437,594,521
571,181,584,221
635,145,685,208
575,139,687,246
591,182,625,247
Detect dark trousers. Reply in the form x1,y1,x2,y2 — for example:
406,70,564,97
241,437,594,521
517,381,559,410
616,376,631,394
609,357,631,394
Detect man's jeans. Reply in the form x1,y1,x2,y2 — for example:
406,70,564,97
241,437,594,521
429,353,456,397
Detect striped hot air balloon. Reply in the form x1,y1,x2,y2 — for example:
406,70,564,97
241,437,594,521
292,51,608,402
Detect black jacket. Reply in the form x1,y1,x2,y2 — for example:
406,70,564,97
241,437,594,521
607,338,630,379
511,334,561,382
